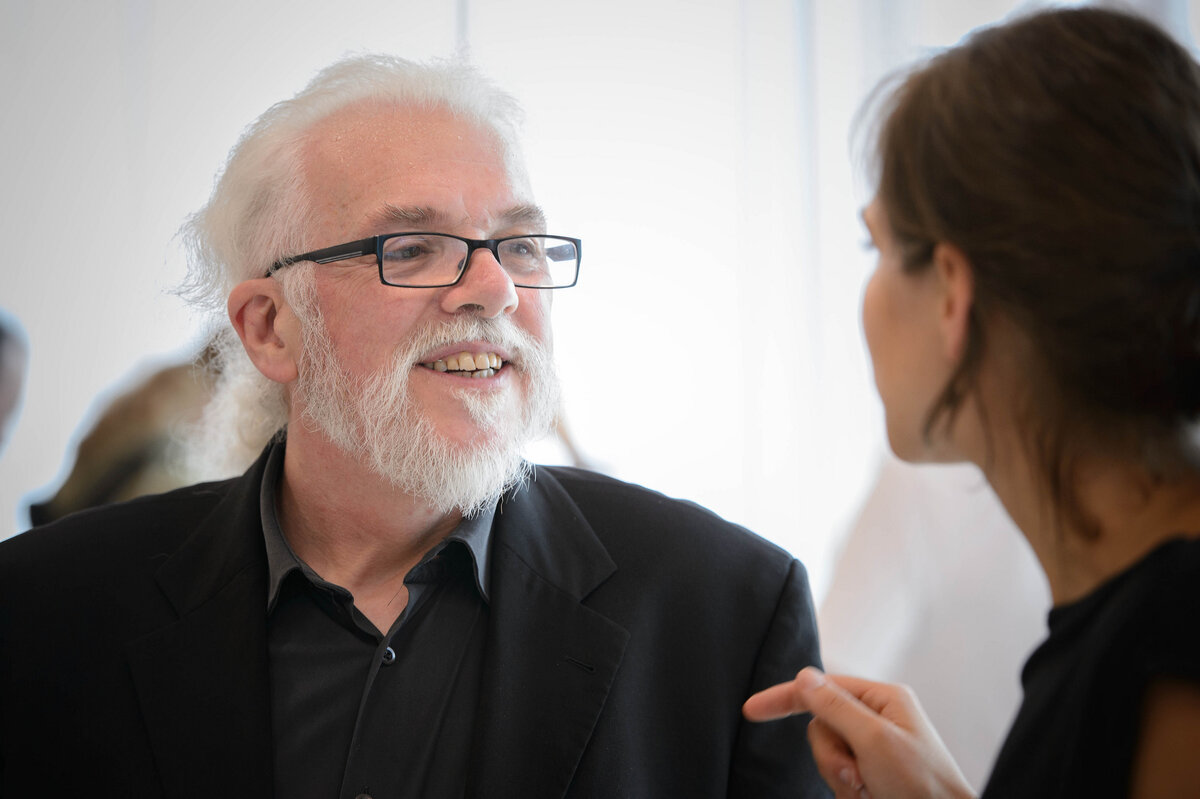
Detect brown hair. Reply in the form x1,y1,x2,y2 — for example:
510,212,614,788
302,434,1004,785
872,7,1200,534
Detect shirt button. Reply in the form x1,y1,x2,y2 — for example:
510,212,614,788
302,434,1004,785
381,646,396,665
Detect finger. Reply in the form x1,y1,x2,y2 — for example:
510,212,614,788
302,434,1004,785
807,717,860,789
835,785,873,799
825,674,930,735
825,674,915,710
743,676,810,721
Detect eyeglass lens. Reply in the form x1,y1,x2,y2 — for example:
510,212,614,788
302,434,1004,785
380,234,577,287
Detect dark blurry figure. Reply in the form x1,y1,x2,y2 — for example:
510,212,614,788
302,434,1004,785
0,312,28,458
27,343,217,525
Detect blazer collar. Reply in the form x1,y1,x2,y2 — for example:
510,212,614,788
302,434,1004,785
493,465,618,600
468,465,630,799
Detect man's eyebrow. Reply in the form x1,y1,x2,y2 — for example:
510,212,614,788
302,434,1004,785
367,204,449,231
365,203,548,235
500,204,548,231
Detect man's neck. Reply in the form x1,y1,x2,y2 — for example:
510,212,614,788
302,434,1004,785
276,425,463,629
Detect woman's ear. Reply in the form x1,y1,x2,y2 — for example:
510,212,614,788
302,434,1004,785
932,242,975,364
227,278,300,384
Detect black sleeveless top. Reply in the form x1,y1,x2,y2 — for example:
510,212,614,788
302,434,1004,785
982,537,1200,797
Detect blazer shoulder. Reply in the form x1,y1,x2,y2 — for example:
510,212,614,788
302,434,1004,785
0,475,239,573
532,464,798,573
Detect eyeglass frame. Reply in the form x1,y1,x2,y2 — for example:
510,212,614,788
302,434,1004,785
266,232,582,289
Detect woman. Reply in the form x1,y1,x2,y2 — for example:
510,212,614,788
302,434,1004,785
744,7,1200,798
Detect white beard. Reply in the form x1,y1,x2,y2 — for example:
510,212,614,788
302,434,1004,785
285,273,559,517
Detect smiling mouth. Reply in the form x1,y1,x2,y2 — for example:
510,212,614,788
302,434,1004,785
419,351,505,379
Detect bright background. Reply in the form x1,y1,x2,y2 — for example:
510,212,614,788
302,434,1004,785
1,0,1195,612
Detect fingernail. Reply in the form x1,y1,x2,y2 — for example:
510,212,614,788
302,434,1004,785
838,768,859,789
796,667,826,691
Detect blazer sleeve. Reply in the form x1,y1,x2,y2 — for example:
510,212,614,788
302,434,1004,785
727,558,831,798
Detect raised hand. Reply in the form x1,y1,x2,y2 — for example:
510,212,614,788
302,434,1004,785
743,667,976,799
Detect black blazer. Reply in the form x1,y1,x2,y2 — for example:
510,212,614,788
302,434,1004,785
0,449,827,797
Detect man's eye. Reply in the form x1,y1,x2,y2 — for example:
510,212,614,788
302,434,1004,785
545,244,575,262
501,238,540,259
387,244,427,261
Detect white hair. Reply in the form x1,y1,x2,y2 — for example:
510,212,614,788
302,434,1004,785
177,55,532,478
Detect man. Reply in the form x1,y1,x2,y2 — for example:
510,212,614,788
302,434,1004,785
0,55,825,797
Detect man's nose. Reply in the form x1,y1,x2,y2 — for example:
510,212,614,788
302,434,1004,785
440,246,519,317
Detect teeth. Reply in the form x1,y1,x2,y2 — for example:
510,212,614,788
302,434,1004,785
420,351,504,376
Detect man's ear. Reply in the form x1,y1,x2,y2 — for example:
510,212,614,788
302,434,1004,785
932,242,975,364
227,278,300,384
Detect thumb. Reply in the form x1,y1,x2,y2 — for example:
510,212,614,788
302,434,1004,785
793,668,887,749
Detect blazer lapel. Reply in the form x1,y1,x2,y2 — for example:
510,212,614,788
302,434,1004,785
468,467,629,799
124,452,274,799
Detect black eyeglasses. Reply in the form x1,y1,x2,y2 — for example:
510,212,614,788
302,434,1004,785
267,232,581,289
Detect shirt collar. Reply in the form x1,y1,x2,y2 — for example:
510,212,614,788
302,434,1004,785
259,437,495,611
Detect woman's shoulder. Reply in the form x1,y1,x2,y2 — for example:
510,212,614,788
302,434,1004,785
1087,538,1200,797
1121,536,1200,677
986,537,1200,797
1047,536,1200,681
1054,536,1200,640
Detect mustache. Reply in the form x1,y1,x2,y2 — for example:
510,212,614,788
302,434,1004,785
402,315,549,369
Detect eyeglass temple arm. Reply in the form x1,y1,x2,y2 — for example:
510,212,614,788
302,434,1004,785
266,236,379,277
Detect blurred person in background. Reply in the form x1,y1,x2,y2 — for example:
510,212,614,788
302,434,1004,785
817,457,1049,791
0,311,28,458
27,340,218,525
0,55,826,797
746,7,1200,798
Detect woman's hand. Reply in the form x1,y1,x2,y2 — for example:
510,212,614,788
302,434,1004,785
743,667,976,799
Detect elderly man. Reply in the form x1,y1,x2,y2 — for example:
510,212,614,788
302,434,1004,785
0,56,825,798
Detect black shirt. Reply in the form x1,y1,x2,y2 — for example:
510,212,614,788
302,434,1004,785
259,441,494,799
982,536,1200,797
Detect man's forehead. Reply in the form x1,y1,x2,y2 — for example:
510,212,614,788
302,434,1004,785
303,100,502,167
300,100,536,235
